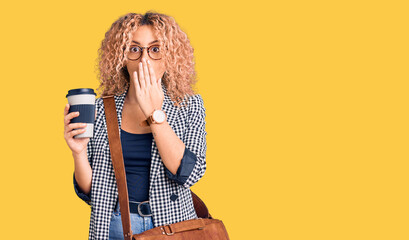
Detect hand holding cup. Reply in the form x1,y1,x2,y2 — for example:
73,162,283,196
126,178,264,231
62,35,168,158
63,104,91,155
64,88,96,155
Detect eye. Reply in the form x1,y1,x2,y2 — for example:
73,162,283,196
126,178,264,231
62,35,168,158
150,46,160,53
130,46,141,52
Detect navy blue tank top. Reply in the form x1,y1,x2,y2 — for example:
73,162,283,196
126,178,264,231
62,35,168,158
120,128,153,202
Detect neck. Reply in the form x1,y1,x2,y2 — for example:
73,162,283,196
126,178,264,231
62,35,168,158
125,81,138,105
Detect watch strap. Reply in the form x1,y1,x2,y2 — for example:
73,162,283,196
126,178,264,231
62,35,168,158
139,110,155,127
147,116,154,125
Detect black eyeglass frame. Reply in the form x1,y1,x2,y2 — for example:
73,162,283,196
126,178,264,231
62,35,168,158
126,45,162,61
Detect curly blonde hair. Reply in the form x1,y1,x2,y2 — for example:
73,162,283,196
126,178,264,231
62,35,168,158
95,11,198,108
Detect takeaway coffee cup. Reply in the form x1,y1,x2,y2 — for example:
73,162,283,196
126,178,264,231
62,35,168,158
66,88,96,138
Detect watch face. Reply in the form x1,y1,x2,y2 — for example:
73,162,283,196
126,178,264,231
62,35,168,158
152,110,166,123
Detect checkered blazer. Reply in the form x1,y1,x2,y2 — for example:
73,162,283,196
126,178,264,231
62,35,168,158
72,82,207,239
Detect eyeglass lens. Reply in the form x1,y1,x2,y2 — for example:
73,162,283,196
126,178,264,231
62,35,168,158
128,45,162,60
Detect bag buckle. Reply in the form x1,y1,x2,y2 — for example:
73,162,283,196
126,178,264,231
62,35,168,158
161,224,175,236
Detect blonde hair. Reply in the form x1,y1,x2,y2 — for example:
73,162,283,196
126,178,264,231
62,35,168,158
95,11,198,108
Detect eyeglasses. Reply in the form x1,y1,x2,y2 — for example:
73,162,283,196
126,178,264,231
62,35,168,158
127,45,162,61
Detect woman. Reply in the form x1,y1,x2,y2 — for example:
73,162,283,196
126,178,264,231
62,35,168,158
63,11,207,240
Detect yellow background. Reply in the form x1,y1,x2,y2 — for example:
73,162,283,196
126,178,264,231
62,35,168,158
0,0,408,239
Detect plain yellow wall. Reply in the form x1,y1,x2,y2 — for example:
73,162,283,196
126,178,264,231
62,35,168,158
0,0,408,239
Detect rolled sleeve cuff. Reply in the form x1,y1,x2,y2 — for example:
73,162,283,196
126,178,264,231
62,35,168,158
73,172,91,204
164,147,197,187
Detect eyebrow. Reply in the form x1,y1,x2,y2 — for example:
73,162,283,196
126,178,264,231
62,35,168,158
131,40,159,45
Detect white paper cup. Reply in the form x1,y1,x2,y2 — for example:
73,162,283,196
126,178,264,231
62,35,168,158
66,88,96,138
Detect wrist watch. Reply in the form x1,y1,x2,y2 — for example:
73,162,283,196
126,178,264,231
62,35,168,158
140,109,167,127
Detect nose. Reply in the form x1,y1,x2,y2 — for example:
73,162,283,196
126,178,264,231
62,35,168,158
140,48,149,61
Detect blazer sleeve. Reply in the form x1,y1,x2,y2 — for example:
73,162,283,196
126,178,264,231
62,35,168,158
73,138,93,206
164,94,207,189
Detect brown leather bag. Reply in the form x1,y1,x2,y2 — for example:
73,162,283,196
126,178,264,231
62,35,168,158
103,96,230,240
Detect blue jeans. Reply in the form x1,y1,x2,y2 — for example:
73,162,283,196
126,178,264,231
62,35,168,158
109,201,155,240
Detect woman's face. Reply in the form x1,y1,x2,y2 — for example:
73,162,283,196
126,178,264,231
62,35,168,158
125,25,166,83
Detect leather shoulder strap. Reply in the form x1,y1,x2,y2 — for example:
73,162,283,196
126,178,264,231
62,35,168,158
102,96,133,240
